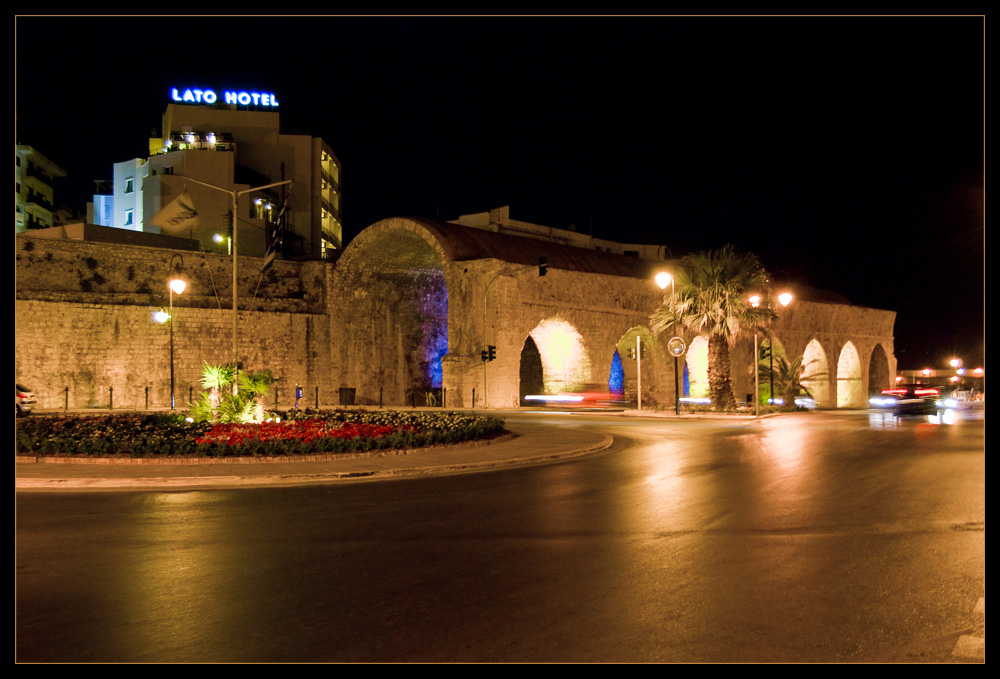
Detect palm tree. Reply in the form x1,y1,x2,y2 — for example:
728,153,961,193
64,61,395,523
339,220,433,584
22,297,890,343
758,355,819,409
650,245,775,409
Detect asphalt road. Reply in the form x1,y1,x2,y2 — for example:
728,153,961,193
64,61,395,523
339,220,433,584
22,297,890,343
15,409,985,662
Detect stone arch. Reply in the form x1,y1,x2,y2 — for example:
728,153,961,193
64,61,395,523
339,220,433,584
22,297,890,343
608,349,625,397
801,338,831,407
330,219,450,405
758,333,789,405
836,341,865,408
518,334,544,405
522,317,592,396
685,335,710,399
613,326,669,408
867,343,891,395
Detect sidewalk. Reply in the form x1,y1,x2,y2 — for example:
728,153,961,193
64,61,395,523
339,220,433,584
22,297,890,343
15,414,614,491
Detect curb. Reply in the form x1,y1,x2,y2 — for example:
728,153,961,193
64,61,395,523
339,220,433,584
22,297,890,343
15,434,615,491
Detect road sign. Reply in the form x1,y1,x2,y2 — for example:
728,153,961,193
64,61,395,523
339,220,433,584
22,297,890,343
667,336,687,357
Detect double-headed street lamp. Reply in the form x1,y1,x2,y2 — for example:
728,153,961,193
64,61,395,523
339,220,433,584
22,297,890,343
749,291,793,416
181,176,291,369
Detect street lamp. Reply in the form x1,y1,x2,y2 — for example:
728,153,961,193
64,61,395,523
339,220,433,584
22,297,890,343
167,277,187,409
750,290,793,416
213,233,231,255
180,176,291,371
655,271,684,415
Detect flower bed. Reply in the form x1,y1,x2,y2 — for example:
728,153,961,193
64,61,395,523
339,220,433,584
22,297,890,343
15,410,507,458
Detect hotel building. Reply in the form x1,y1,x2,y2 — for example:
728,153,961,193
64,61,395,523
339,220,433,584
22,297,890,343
101,89,342,260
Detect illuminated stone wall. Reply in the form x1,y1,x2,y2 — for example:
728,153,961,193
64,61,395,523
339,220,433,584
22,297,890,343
727,300,897,408
16,220,897,413
15,235,331,410
332,218,897,410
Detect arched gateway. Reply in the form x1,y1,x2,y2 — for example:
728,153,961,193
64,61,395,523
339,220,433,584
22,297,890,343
329,214,897,409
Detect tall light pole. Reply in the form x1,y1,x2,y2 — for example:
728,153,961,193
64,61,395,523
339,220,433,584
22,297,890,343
180,177,291,370
655,271,683,415
167,278,187,409
750,291,793,416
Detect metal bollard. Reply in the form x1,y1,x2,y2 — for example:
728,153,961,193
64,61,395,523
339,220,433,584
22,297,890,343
315,386,319,409
64,386,69,411
109,386,114,411
145,385,150,410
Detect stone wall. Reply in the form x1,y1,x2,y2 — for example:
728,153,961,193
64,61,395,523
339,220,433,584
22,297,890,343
16,222,898,413
15,235,333,411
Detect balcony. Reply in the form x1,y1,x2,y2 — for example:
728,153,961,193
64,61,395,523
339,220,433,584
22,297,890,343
152,131,237,155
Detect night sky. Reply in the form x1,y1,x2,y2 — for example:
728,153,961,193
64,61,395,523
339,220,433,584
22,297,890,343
16,16,984,370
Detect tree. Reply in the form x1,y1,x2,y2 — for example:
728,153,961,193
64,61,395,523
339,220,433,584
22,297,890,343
758,355,822,410
650,245,775,409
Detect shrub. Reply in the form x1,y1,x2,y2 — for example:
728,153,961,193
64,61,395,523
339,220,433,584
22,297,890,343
15,410,506,458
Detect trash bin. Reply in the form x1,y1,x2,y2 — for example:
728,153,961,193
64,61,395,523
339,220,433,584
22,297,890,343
338,388,356,406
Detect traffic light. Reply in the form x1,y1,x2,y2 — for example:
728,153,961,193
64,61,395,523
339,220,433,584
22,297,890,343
627,347,636,360
488,345,496,361
538,257,547,276
481,349,488,362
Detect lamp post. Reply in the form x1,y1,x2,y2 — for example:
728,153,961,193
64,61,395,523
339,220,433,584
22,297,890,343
166,277,187,409
180,176,291,370
655,271,684,415
213,232,231,255
749,291,793,416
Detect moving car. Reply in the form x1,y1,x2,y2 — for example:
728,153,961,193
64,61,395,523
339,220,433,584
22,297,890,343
523,384,628,409
15,383,36,417
869,386,940,416
939,388,985,410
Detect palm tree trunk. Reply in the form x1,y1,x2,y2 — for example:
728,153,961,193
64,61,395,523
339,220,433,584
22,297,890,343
708,334,737,409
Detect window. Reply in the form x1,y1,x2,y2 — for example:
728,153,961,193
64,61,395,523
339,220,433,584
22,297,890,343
124,209,134,226
124,177,134,194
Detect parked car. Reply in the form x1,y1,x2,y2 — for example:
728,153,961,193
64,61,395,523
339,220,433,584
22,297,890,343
869,386,941,415
15,383,36,417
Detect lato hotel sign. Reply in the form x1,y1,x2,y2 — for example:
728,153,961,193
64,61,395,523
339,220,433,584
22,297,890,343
170,87,279,108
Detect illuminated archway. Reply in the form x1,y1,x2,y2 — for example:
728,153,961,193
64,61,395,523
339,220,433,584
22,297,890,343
332,222,449,405
757,334,788,405
608,349,625,396
837,341,864,408
685,335,709,399
523,318,591,395
867,344,890,395
612,326,669,407
801,339,830,407
519,335,544,405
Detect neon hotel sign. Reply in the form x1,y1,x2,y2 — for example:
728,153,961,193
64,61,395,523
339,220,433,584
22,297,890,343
170,87,279,108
